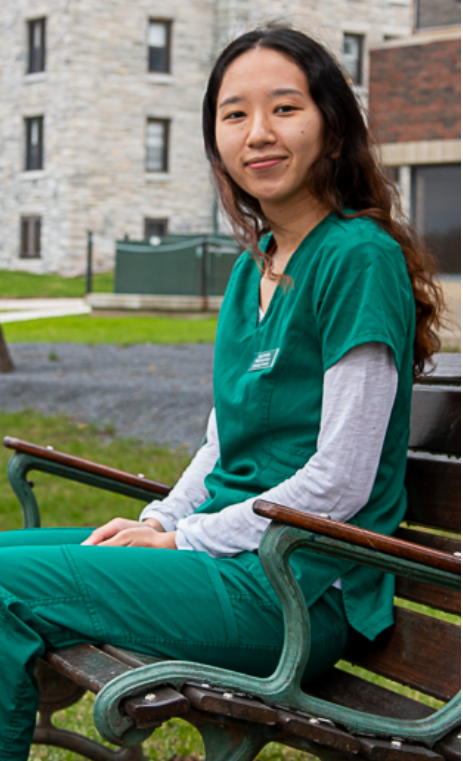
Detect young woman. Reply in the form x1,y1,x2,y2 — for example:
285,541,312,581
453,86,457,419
0,27,442,759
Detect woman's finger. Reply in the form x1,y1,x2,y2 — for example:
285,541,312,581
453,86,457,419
98,532,131,547
81,518,129,546
98,529,177,550
99,528,153,548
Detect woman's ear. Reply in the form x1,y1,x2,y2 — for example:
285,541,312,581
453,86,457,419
331,138,344,160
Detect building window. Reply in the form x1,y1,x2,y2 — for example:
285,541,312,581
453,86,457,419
146,119,169,172
412,164,461,275
148,20,172,72
20,216,41,258
24,116,44,170
27,18,46,73
415,0,460,30
342,33,364,86
144,218,168,240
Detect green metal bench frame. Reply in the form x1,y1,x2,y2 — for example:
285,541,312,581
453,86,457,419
3,353,461,761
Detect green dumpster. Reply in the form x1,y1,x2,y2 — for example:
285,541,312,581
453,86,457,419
114,235,241,297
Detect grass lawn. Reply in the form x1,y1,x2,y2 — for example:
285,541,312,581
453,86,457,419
0,410,311,760
0,270,114,298
3,313,218,344
0,410,192,531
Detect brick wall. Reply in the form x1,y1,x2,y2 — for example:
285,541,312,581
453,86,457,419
369,38,461,144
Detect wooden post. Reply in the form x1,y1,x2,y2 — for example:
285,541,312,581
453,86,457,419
0,325,14,373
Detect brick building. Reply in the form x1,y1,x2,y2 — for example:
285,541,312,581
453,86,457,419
369,0,461,276
0,0,410,275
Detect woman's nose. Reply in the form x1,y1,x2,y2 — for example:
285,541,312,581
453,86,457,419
246,113,276,148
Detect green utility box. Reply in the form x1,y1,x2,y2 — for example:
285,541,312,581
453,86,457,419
114,235,241,296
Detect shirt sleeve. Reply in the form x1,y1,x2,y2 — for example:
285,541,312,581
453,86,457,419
139,408,219,531
314,232,413,372
176,342,398,556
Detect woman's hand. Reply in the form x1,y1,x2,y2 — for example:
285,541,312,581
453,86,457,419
81,518,177,549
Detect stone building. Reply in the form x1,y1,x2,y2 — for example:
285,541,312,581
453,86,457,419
0,0,410,275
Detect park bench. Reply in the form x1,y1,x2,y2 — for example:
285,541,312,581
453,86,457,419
3,352,461,761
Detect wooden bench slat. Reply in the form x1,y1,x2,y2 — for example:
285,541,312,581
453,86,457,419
276,709,361,753
395,576,461,616
394,530,460,615
434,729,462,761
409,386,461,456
101,644,164,668
419,355,461,386
46,644,190,728
358,737,444,761
306,668,434,721
346,608,461,702
183,685,277,725
405,455,461,532
123,688,190,728
396,528,460,555
45,644,133,693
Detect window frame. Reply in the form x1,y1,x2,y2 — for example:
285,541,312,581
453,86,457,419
144,218,169,239
342,33,364,86
411,163,461,276
27,17,46,74
146,118,170,173
147,19,172,73
24,116,44,171
20,216,42,258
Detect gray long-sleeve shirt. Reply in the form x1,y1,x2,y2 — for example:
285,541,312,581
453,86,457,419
140,342,398,559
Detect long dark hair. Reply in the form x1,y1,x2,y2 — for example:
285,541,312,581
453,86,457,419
202,26,443,376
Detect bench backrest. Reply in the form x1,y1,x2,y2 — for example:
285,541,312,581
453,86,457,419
345,353,461,704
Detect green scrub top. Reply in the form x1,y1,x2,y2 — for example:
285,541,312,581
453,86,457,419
197,211,415,641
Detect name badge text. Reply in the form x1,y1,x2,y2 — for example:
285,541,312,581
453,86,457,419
248,348,280,373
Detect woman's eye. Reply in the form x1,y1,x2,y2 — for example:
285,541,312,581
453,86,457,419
275,105,296,114
224,111,246,121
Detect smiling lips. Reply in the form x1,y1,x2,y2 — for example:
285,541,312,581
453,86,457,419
245,156,287,170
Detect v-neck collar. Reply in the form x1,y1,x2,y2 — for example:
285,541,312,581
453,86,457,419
254,211,333,328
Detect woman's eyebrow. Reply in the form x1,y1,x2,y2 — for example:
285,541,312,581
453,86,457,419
270,88,304,97
219,95,243,109
219,87,304,109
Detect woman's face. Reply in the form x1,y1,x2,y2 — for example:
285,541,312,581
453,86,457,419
215,47,325,210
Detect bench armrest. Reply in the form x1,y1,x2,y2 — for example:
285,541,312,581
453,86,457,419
253,500,461,583
3,436,171,528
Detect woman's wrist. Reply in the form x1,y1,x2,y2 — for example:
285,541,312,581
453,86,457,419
143,518,167,532
160,531,178,550
143,521,177,549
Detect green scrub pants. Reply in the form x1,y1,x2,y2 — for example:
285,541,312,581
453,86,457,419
0,527,350,760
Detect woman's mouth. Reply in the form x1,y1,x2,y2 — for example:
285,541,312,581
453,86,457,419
246,157,287,170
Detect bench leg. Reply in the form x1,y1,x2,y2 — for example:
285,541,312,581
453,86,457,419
32,659,146,761
198,719,269,761
34,720,145,761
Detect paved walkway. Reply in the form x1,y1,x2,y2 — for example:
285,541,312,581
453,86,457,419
0,343,214,452
0,299,90,323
